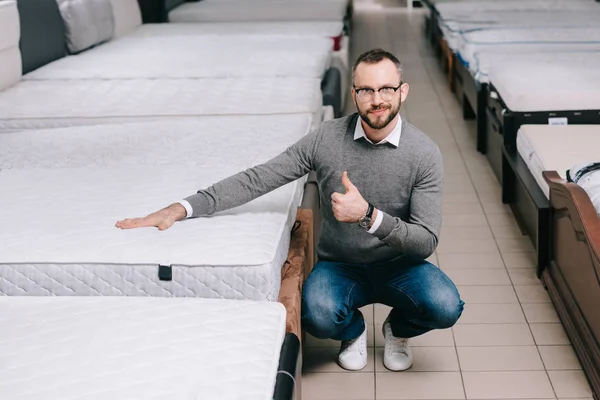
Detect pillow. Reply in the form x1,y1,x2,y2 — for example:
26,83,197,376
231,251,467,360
567,162,600,217
57,0,115,54
109,0,142,37
17,0,67,74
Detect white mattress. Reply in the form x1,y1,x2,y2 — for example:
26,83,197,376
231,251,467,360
436,0,598,20
0,297,286,400
0,78,322,132
169,0,348,23
517,124,600,198
0,116,312,300
472,47,600,84
438,10,600,51
23,35,332,80
488,52,600,111
459,27,600,73
130,21,344,38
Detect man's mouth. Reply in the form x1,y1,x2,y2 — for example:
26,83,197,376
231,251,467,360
369,108,388,116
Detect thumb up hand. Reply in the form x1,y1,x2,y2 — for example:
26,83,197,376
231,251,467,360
331,171,369,223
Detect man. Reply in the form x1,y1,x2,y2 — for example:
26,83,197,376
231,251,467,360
116,48,464,372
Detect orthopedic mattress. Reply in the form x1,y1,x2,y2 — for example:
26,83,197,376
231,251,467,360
458,27,600,73
436,0,598,20
0,116,313,300
169,0,348,23
0,77,323,132
488,52,600,112
130,21,344,38
516,125,600,199
0,297,287,399
439,10,600,51
22,35,332,80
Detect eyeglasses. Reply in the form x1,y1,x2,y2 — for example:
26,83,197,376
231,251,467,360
354,82,403,102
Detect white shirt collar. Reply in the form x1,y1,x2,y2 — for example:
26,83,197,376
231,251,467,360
353,114,402,147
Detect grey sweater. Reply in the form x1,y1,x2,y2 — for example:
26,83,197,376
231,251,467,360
184,114,443,264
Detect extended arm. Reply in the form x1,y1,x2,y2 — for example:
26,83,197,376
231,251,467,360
116,129,321,230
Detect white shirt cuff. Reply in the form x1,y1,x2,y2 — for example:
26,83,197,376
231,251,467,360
367,209,383,234
177,200,193,219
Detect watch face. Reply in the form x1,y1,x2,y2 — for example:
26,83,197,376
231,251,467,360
359,217,371,228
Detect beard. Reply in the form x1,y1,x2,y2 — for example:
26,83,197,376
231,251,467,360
357,100,401,130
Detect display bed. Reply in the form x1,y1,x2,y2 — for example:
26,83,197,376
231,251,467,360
0,116,316,301
0,296,300,400
0,77,324,132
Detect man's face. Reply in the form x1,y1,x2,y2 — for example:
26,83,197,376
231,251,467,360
352,59,408,130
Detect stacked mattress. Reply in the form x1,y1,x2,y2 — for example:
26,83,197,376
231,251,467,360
0,116,313,300
487,52,600,112
22,35,333,80
0,297,287,399
0,77,323,132
516,125,600,198
457,27,600,82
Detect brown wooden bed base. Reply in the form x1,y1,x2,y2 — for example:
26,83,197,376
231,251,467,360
543,171,600,400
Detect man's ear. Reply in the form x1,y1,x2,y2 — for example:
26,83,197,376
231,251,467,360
400,82,409,103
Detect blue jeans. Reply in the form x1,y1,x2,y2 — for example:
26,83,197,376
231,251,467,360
301,258,464,341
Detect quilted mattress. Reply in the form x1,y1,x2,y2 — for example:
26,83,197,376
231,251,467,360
517,124,600,198
458,27,600,74
471,48,600,84
0,78,322,132
169,0,348,23
23,35,332,80
488,52,600,112
436,0,597,20
439,11,600,51
0,116,313,300
0,296,286,399
130,21,344,38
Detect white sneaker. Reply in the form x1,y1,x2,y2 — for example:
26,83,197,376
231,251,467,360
337,325,368,371
382,316,413,371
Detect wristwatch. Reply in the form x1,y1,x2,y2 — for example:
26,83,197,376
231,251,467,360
358,203,374,229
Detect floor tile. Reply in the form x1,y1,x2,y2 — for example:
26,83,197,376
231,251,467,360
514,286,552,303
445,269,511,286
522,303,561,324
375,346,460,372
462,371,555,399
457,304,526,324
302,372,375,400
530,323,571,345
376,372,465,399
457,285,518,304
548,370,593,398
303,347,375,373
437,253,505,269
457,346,544,371
453,324,535,346
538,346,582,370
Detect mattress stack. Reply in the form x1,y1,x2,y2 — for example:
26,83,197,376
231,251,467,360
0,0,352,301
0,0,350,397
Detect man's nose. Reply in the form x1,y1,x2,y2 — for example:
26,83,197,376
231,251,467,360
371,91,384,105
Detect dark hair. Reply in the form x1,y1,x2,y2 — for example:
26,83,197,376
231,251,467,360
352,48,403,84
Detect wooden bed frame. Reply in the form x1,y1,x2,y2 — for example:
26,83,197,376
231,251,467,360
277,208,315,400
542,171,600,400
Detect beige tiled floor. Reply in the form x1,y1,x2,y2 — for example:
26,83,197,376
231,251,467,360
300,2,593,399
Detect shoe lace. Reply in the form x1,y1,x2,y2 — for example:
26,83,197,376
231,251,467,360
342,334,366,355
388,336,408,354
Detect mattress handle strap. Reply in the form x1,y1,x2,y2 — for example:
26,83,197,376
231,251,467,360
158,265,173,281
